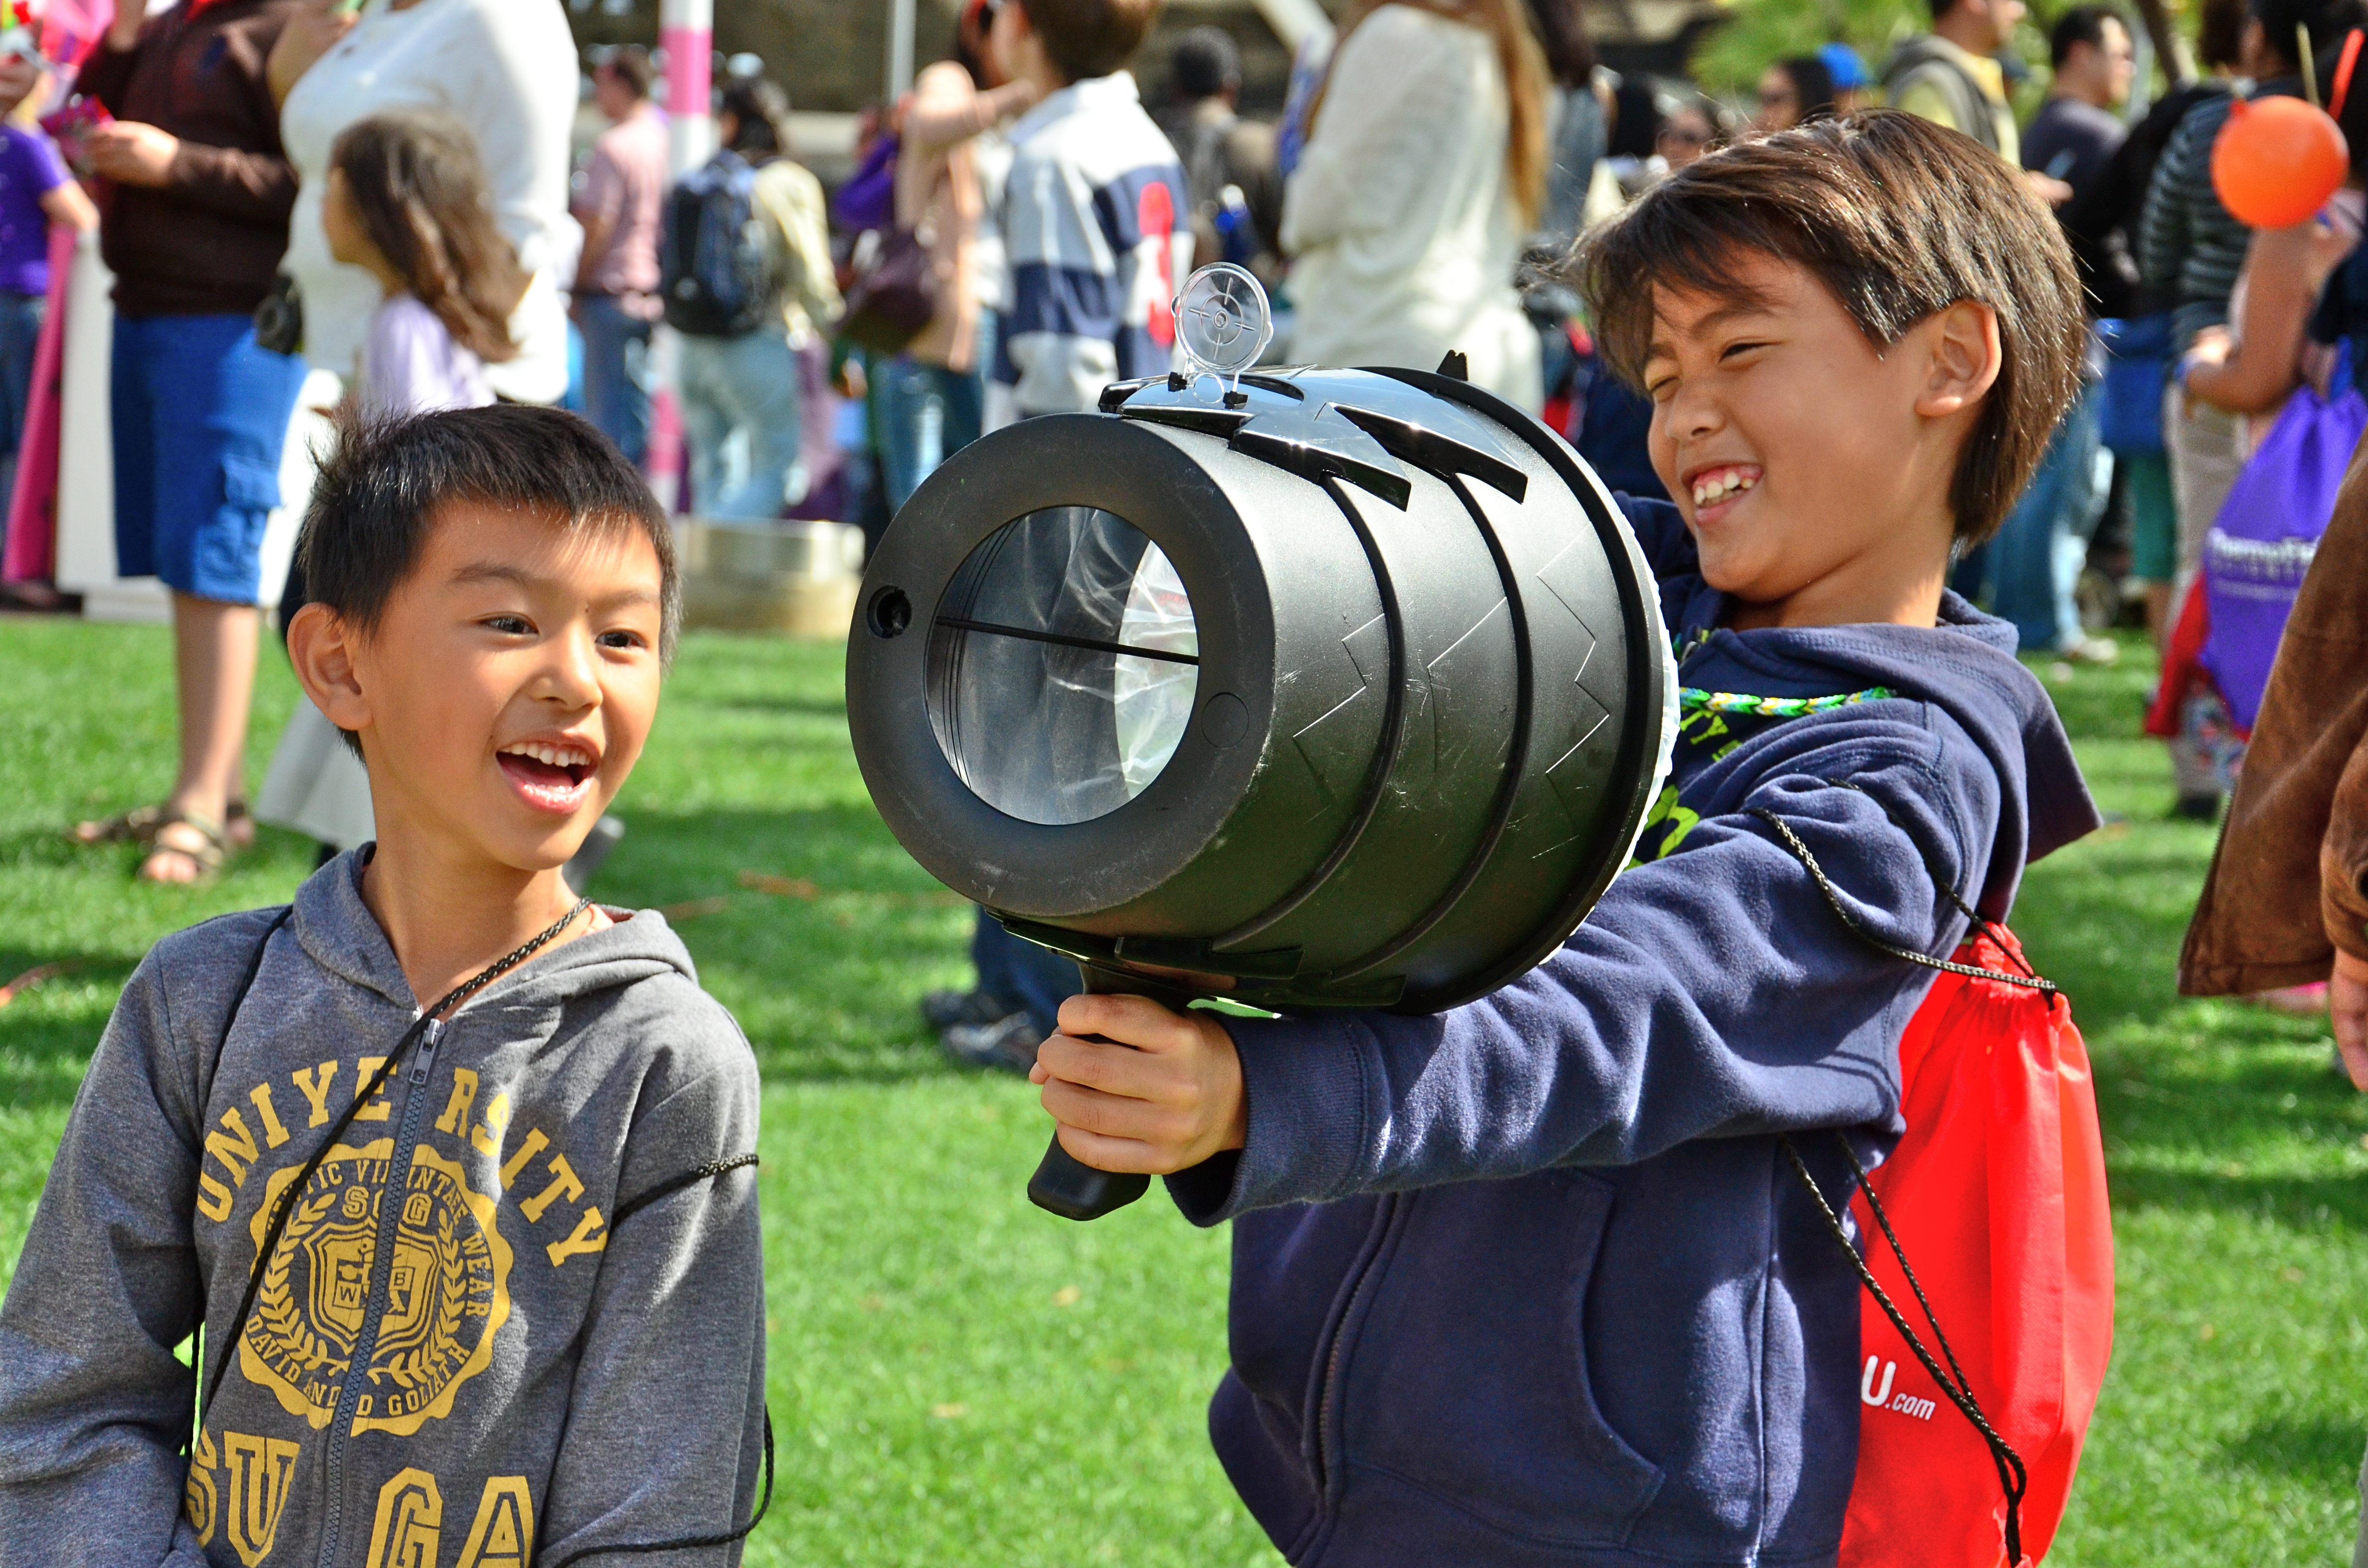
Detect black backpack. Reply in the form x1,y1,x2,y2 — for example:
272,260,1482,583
659,150,780,337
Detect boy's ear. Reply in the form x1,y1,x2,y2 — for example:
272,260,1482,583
285,601,374,737
1913,300,2004,421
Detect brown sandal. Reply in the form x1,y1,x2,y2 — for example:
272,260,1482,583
138,814,229,885
73,797,250,848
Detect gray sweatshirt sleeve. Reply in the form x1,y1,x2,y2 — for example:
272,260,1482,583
0,935,228,1565
536,1047,767,1565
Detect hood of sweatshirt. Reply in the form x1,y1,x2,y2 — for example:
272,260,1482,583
1648,497,2100,915
291,848,701,1020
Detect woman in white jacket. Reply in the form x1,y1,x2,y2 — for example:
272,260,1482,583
1283,0,1548,408
267,0,580,404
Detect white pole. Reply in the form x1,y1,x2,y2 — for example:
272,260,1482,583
651,0,713,513
661,0,714,176
888,0,916,100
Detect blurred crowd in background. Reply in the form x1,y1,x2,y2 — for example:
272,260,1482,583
0,0,2359,1048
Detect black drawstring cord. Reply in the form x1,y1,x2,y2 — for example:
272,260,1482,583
610,1153,762,1227
1779,1134,2028,1567
197,897,592,1428
1747,791,2039,1566
1745,806,2058,998
539,1151,772,1564
542,1409,775,1568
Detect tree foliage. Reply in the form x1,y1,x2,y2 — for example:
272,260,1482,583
1687,0,2199,106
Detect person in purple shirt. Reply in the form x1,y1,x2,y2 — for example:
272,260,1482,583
0,49,94,575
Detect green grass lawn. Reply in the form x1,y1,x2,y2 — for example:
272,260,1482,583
0,615,2361,1565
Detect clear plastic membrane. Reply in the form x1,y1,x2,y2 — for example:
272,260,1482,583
927,507,1199,825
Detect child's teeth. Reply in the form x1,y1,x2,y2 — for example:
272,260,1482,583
1693,470,1758,506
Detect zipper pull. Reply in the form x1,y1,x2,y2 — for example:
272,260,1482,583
409,1018,444,1085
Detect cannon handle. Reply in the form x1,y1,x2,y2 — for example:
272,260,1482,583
1025,964,1198,1221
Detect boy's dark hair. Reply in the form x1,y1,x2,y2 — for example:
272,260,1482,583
330,110,525,364
2049,5,2124,66
296,407,679,743
599,44,655,100
1017,0,1163,83
1570,111,2083,547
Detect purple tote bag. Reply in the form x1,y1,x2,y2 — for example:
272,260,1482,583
2201,363,2368,732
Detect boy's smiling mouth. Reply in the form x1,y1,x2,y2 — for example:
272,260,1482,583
496,737,600,814
1684,463,1762,522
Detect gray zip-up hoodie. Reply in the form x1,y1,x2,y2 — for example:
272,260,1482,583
0,852,766,1567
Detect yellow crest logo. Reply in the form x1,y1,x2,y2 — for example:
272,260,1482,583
241,1139,513,1435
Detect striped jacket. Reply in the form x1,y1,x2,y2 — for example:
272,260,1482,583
2139,81,2298,351
994,72,1192,416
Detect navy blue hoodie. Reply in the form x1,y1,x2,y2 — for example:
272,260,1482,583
1164,497,2098,1568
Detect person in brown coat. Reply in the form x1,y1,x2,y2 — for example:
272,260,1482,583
2177,445,2368,1566
2179,448,2368,1081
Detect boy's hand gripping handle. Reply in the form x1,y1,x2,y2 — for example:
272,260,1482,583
1026,965,1196,1221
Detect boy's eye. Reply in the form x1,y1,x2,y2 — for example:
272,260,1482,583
595,629,648,652
484,614,533,634
1720,340,1772,363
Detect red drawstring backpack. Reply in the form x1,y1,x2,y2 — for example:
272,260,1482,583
1752,807,2115,1568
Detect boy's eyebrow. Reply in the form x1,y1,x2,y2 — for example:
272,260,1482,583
1650,297,1780,355
448,562,661,610
449,561,540,589
590,586,662,610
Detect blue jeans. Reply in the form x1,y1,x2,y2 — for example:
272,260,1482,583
111,313,307,604
1992,378,2106,653
971,911,1082,1039
0,290,42,560
677,328,802,520
577,294,653,464
877,357,986,512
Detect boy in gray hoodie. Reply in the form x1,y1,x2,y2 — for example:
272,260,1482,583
0,407,768,1566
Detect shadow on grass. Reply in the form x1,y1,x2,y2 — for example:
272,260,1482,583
2107,1168,2368,1231
0,825,122,872
0,952,133,1114
2221,1413,2366,1487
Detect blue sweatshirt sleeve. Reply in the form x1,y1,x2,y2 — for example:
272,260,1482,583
1168,702,2001,1224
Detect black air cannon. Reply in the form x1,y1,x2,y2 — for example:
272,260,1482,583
847,268,1675,1219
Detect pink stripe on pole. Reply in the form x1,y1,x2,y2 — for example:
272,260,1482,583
0,225,71,583
660,24,710,122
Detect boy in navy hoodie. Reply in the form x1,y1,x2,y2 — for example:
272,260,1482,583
1027,113,2103,1565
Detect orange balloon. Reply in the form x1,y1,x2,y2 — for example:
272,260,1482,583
2211,95,2350,229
